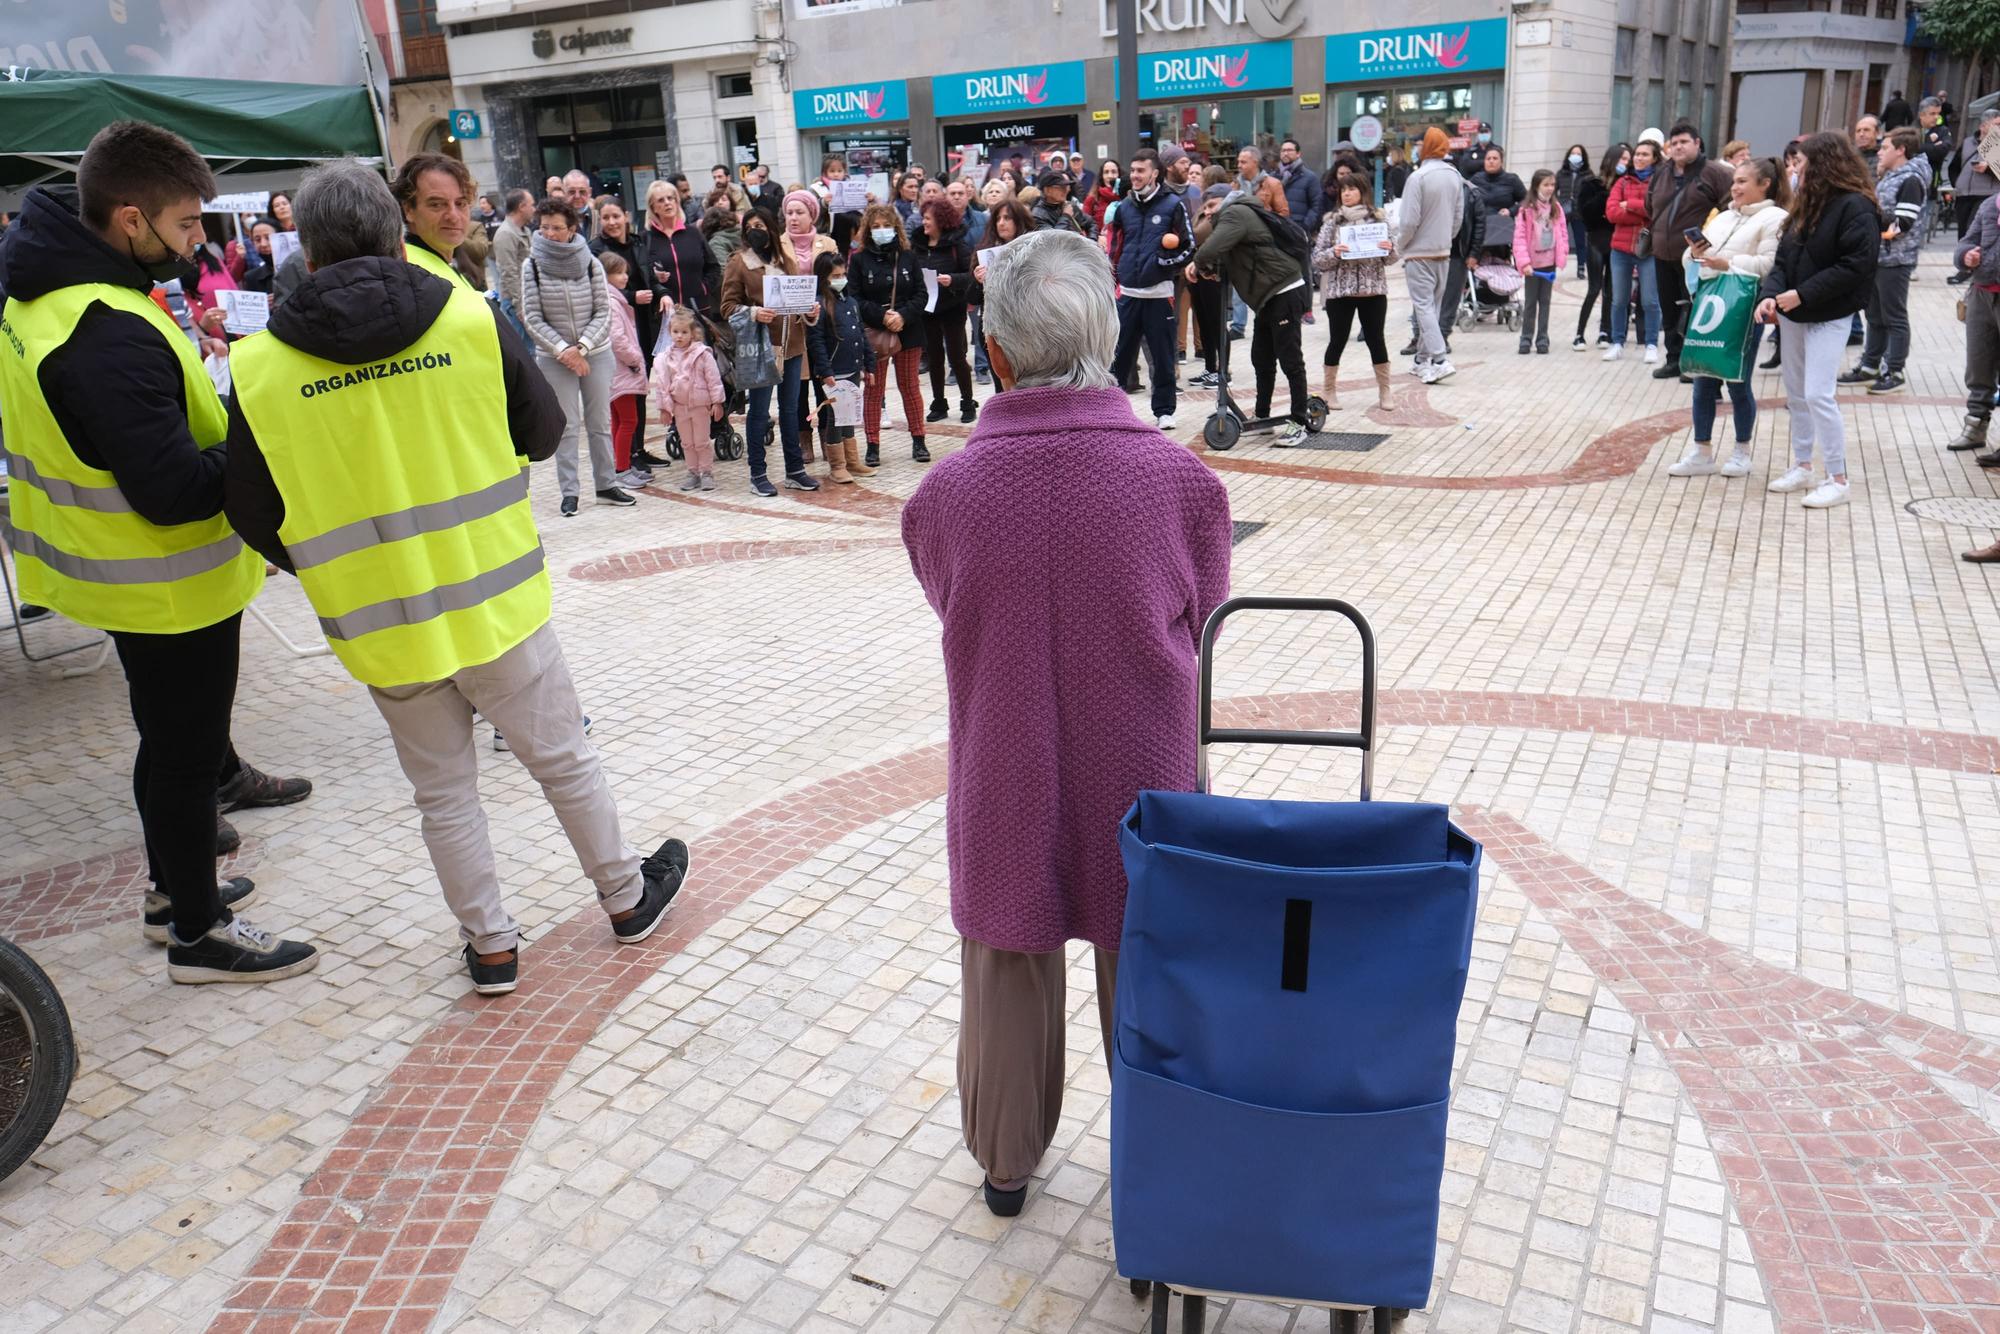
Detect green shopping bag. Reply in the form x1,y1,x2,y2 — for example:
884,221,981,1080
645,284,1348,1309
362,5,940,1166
1679,271,1761,383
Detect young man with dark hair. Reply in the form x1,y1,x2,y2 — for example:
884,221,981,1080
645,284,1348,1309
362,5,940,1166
0,120,319,982
1107,149,1194,430
1839,126,1931,395
1647,120,1735,378
390,152,478,290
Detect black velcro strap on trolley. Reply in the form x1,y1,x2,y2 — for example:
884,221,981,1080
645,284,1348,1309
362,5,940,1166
1281,899,1312,992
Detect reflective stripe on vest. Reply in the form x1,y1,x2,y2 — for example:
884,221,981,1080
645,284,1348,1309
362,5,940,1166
230,283,546,688
0,282,265,633
406,240,477,290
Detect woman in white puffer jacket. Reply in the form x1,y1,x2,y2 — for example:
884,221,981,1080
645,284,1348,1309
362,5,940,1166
1667,157,1790,478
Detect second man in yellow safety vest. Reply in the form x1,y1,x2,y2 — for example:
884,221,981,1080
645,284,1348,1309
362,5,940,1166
221,159,689,997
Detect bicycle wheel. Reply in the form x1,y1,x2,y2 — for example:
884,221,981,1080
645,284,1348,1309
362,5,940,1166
0,936,76,1184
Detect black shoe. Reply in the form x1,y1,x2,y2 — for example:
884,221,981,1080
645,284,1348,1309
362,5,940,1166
1399,338,1418,357
595,488,637,507
912,440,931,463
16,602,50,623
864,443,880,467
634,447,671,468
1536,341,1550,354
925,401,950,422
1837,364,1880,385
1651,361,1681,379
167,916,318,985
1868,371,1907,395
1978,449,2000,469
217,761,312,812
144,876,258,944
1846,329,1864,346
1760,352,1782,370
783,471,820,491
983,1179,1028,1217
463,943,518,996
959,400,977,423
1948,271,1971,286
750,475,778,497
217,811,241,856
614,838,691,944
1517,342,1531,355
560,495,579,517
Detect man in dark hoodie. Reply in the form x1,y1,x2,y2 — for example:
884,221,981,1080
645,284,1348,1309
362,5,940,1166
221,159,691,998
0,121,318,984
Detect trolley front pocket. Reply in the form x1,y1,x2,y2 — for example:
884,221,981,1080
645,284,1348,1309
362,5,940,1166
1110,1039,1445,1311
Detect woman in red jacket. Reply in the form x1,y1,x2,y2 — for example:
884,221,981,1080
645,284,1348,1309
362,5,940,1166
1603,140,1663,364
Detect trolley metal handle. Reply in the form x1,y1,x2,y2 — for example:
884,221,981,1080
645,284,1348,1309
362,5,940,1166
1197,596,1377,799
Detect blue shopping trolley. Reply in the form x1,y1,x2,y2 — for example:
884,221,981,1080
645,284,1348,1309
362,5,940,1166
1112,597,1481,1333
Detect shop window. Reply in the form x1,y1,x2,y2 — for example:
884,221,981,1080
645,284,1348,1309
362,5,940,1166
533,96,573,138
1614,27,1636,77
1611,78,1632,143
572,91,615,135
616,86,663,128
716,72,754,100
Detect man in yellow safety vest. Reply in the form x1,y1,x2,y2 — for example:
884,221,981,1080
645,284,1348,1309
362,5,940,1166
0,121,318,982
221,159,688,997
392,152,480,291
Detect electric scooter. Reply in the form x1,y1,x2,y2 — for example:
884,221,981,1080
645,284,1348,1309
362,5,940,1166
1201,277,1329,451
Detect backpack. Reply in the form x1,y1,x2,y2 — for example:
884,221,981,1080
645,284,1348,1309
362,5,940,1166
1239,200,1312,266
1453,180,1482,255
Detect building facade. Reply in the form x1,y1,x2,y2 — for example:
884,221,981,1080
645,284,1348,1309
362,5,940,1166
1728,3,1911,154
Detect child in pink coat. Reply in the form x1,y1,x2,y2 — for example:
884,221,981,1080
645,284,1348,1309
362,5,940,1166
600,253,650,486
648,306,726,491
1512,169,1570,355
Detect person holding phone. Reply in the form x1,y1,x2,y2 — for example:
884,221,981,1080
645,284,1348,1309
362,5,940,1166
1835,127,1931,395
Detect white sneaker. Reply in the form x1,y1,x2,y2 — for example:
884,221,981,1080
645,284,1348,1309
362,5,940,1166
1719,449,1754,477
1666,447,1718,477
1767,465,1814,493
1156,414,1177,431
1425,360,1456,384
1407,361,1428,376
1643,345,1661,365
1601,345,1623,362
1571,335,1587,351
1273,421,1308,448
1800,479,1850,508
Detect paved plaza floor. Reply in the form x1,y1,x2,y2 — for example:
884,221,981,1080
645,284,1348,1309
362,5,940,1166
4,248,2000,1334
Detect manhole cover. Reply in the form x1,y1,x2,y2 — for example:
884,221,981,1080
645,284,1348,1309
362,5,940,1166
1231,521,1268,546
1905,496,2000,525
1289,432,1388,452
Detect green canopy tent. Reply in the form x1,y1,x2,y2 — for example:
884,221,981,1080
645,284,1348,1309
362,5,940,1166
0,68,384,194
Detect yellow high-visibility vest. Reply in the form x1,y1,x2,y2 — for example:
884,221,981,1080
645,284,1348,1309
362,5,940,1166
405,238,477,290
229,283,547,688
0,283,264,633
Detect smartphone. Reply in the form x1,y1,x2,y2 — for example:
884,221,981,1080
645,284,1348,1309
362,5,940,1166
1682,227,1706,246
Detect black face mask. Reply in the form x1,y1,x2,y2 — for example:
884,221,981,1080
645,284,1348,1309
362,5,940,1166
131,211,198,285
745,228,773,257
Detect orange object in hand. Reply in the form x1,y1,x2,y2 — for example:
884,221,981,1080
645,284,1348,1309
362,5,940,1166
1161,233,1180,249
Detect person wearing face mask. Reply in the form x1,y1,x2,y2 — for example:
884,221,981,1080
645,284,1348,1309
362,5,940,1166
719,205,825,494
1570,145,1623,349
1454,122,1494,178
849,203,932,466
1555,144,1594,280
1603,139,1663,363
0,120,320,984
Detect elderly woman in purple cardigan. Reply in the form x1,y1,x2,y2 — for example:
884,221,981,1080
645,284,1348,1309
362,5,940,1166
902,229,1233,1218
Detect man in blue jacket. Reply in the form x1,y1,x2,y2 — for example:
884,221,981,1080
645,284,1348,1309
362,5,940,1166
1277,139,1323,234
1107,148,1195,429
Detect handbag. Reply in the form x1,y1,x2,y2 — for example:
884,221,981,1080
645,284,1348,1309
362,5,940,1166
728,307,778,389
865,256,905,362
1633,226,1653,259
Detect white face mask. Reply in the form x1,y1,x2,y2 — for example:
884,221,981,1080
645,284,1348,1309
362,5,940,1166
870,227,897,246
1568,154,1583,167
830,277,848,292
1788,171,1800,191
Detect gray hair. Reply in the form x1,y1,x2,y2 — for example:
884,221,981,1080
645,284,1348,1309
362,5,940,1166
980,229,1117,391
293,159,403,268
1920,96,1942,112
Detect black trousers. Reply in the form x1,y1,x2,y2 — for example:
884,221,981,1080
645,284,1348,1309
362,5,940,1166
1577,231,1612,340
1190,278,1224,372
926,307,975,408
1324,295,1388,366
1111,296,1178,418
1656,255,1689,363
1958,193,1982,238
111,613,239,942
1438,259,1467,339
1252,285,1312,422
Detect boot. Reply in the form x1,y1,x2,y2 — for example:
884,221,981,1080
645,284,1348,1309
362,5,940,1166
1947,415,1990,452
864,441,881,468
844,438,875,477
825,438,852,484
799,417,817,464
1321,365,1339,410
1373,364,1394,410
912,438,932,463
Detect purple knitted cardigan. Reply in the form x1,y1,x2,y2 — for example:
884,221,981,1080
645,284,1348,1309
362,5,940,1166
902,384,1233,953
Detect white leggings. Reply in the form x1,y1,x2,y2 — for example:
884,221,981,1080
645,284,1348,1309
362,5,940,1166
1778,315,1848,478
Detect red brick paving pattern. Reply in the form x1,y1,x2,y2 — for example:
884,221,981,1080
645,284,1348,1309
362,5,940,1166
0,840,259,944
1464,809,2000,1333
568,536,904,583
194,689,2000,1332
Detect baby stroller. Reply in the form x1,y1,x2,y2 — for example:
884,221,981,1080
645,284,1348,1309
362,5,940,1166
1457,257,1521,332
661,308,746,464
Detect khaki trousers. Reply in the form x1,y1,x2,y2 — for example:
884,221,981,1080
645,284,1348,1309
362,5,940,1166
958,938,1119,1184
369,622,643,954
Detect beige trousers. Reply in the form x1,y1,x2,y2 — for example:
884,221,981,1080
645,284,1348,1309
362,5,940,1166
958,938,1119,1184
368,622,643,954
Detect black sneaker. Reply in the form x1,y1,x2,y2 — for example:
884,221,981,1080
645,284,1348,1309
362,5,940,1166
925,402,950,423
634,447,671,468
217,761,312,812
783,471,820,491
144,877,258,944
1948,271,1971,286
560,495,579,517
749,475,778,497
462,944,518,996
912,440,931,463
1868,371,1907,395
614,838,691,944
959,401,978,423
167,917,318,984
595,488,637,507
217,811,241,855
17,603,50,623
1650,361,1681,379
983,1178,1028,1217
1836,364,1880,385
864,443,880,468
1399,338,1418,357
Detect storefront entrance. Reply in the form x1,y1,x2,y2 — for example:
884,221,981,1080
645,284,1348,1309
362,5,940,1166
818,135,909,200
940,114,1079,184
1139,97,1290,165
531,86,668,208
1331,79,1503,158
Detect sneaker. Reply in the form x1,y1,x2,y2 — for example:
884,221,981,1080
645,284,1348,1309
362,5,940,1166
1424,360,1456,384
1601,345,1623,362
495,714,588,753
1156,414,1177,431
1228,326,1246,339
783,471,820,491
1191,371,1219,388
1868,371,1906,395
1642,345,1660,365
960,401,978,424
1947,271,1972,286
1596,332,1611,347
1572,335,1587,351
975,369,991,384
167,916,318,985
613,838,692,944
1836,363,1880,384
144,877,258,944
679,470,702,491
1273,420,1308,448
698,472,717,492
912,440,932,463
1719,449,1754,478
595,488,637,507
17,603,50,623
616,469,651,491
634,447,671,468
925,402,950,423
1800,479,1850,508
217,762,312,812
560,495,579,517
750,475,778,497
1517,341,1531,356
1767,465,1814,493
462,944,518,996
217,811,241,856
1666,447,1718,477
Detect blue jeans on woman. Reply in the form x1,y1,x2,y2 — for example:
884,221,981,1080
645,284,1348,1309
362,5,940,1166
1568,213,1588,279
1690,325,1765,444
746,352,805,480
1608,250,1660,349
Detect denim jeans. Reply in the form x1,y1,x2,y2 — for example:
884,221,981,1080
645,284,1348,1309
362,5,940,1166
1608,250,1660,347
1230,291,1248,332
1568,213,1588,277
746,352,804,479
1690,326,1763,444
971,306,990,376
